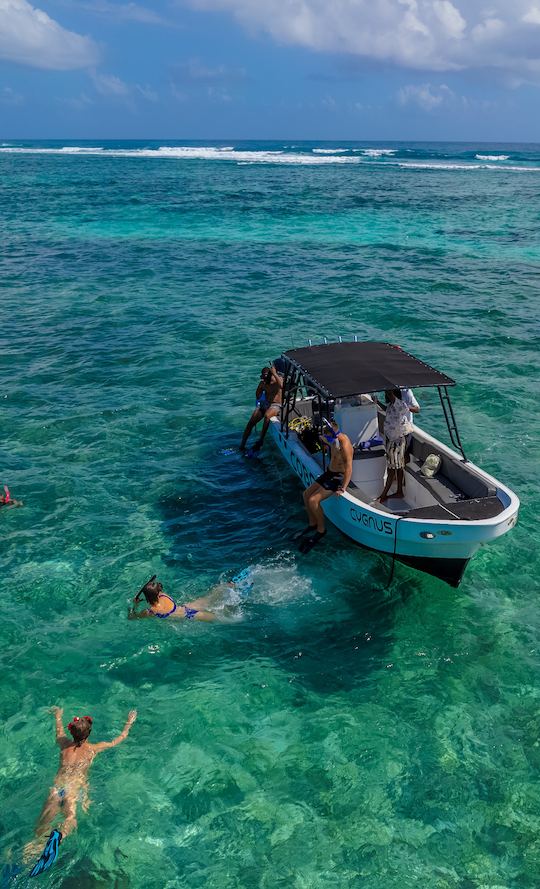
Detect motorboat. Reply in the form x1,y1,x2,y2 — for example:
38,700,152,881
269,341,519,586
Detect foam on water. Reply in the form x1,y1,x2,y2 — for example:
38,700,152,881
2,144,537,172
356,148,397,156
398,160,540,173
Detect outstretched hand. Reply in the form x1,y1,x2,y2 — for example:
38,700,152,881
51,706,63,717
127,709,137,725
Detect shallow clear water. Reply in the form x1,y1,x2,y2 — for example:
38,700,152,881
1,140,539,888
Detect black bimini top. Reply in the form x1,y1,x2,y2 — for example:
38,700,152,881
282,342,455,399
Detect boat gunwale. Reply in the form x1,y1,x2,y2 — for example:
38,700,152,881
270,416,520,529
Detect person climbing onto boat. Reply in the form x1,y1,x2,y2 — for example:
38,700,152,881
24,708,137,871
297,417,353,553
0,484,23,508
129,571,252,622
376,389,412,502
239,365,283,454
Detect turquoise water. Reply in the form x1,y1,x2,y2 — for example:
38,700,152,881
1,140,539,888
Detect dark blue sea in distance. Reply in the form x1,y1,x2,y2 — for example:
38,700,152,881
1,140,539,888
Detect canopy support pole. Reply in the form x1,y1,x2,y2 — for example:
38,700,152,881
316,391,326,471
438,386,467,462
281,360,290,436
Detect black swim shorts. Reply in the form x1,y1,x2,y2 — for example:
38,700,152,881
315,469,343,492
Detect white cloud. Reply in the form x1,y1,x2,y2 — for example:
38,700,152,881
398,82,454,109
135,83,158,101
173,58,246,83
432,0,466,38
169,58,245,102
0,85,23,104
92,71,130,96
0,0,99,69
184,0,540,79
62,91,94,109
71,1,169,25
523,6,540,23
91,71,159,103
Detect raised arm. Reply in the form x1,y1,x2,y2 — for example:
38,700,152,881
269,366,283,387
92,710,137,752
51,707,67,747
52,706,69,747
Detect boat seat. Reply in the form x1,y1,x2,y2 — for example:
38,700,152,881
409,438,496,500
406,458,464,506
406,497,504,521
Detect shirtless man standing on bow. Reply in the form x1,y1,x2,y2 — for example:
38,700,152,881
297,417,353,553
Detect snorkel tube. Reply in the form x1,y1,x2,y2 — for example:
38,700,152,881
322,417,340,444
134,574,157,605
2,485,10,504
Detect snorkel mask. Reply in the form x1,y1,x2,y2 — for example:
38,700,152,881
322,417,340,445
68,715,93,730
134,574,157,604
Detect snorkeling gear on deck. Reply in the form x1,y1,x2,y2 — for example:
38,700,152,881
29,829,62,878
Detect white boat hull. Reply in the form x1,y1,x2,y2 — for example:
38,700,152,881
270,418,519,586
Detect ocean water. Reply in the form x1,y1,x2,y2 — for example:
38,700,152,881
0,140,539,888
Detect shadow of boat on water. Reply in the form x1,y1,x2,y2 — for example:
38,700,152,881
127,437,418,695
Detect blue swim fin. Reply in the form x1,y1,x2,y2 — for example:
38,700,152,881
231,567,254,593
29,829,62,878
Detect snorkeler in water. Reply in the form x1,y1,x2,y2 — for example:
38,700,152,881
129,571,253,623
24,707,137,868
0,485,23,508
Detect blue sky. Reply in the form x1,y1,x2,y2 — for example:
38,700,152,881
1,0,540,140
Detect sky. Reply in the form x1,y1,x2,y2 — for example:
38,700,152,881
1,0,540,140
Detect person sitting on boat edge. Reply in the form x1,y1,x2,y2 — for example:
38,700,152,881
376,389,412,502
239,364,283,454
24,707,137,870
297,417,353,553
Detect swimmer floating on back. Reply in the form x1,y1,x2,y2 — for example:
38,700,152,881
24,707,137,874
0,484,23,508
129,571,253,623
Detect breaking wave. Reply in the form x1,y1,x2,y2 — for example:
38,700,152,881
0,144,538,172
355,148,397,157
312,148,349,154
398,161,540,173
